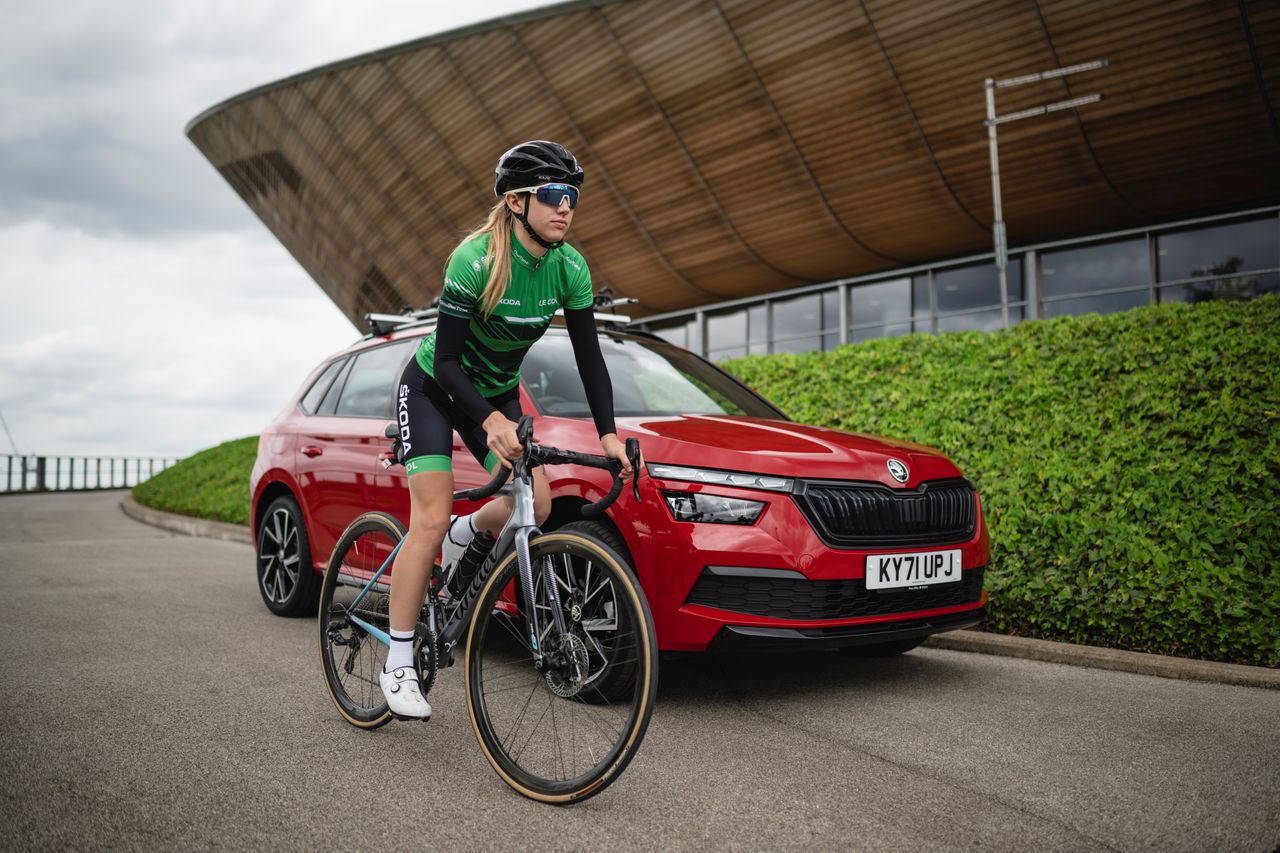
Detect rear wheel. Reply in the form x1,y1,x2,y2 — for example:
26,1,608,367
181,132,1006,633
465,531,658,804
318,512,404,729
256,495,320,616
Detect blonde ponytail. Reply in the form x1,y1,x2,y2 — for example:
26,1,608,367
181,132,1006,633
449,200,515,317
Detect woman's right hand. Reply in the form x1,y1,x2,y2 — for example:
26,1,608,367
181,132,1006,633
483,412,523,466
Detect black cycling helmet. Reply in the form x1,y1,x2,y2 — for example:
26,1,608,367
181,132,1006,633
495,140,584,251
494,140,584,196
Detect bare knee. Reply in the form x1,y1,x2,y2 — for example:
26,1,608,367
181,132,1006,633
409,509,451,548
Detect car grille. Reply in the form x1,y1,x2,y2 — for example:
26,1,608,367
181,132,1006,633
685,568,984,621
791,477,977,547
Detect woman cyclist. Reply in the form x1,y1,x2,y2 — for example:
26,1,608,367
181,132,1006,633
381,140,632,719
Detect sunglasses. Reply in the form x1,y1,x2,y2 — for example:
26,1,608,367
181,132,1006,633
511,183,580,209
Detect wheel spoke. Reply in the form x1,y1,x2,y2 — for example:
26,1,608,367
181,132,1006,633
320,518,402,727
468,532,654,799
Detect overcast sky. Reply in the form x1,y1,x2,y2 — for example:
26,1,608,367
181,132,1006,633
0,0,547,460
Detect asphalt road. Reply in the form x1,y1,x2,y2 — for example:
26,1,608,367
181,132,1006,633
2,490,1277,851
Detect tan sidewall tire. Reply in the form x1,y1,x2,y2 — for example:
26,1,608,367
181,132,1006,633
463,532,656,804
319,511,402,729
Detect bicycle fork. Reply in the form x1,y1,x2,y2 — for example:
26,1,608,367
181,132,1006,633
437,473,570,671
511,474,570,667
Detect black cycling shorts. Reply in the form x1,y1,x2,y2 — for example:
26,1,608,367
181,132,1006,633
395,358,522,477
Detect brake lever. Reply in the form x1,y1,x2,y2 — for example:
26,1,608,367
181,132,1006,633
625,438,643,503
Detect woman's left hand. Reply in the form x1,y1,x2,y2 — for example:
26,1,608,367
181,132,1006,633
600,433,639,482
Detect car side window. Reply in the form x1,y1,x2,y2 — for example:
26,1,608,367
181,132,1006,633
317,358,354,416
299,358,346,415
334,340,418,419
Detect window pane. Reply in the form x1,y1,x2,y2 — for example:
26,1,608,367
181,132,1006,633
318,358,353,416
850,278,911,329
912,274,930,318
652,323,687,348
1041,290,1148,319
748,304,768,344
934,260,1023,313
1041,239,1148,299
748,342,768,355
822,332,840,351
938,308,1023,333
773,336,821,354
1157,217,1278,283
709,347,747,362
852,322,912,343
334,340,416,418
822,289,840,332
707,310,746,355
772,294,821,344
522,334,781,419
1159,273,1280,304
686,318,702,355
300,359,346,415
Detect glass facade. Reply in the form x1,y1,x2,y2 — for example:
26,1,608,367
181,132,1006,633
1157,217,1279,303
635,209,1279,360
1040,238,1149,318
849,277,911,342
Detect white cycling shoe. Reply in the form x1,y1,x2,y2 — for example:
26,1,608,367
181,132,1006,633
380,666,432,720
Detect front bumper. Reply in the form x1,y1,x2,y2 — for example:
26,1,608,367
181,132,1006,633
614,470,992,653
705,605,986,653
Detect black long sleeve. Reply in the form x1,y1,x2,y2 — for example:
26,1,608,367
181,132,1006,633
563,307,618,438
432,311,500,426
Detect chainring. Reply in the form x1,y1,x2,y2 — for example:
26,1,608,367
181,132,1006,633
415,623,440,698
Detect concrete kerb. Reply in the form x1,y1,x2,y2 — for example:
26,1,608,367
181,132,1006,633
120,494,252,545
119,495,1278,690
923,630,1279,690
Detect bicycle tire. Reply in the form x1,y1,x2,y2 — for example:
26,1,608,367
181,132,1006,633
318,511,404,729
464,531,658,804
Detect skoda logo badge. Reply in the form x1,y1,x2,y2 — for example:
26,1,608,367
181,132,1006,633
887,458,909,483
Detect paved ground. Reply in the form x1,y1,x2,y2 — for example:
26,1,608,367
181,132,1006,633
1,490,1277,851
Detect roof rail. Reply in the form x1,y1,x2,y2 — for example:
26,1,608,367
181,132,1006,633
362,296,641,338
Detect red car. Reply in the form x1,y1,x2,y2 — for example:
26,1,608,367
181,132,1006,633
251,318,988,654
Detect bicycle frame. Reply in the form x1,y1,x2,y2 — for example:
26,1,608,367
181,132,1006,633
343,463,564,669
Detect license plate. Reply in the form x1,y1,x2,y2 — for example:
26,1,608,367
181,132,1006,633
865,549,962,590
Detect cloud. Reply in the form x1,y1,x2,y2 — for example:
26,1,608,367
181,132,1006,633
0,220,357,457
0,0,543,236
0,0,546,461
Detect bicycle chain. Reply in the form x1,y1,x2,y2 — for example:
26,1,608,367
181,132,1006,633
414,623,439,697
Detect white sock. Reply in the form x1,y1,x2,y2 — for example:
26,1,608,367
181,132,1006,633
448,513,477,549
386,629,415,672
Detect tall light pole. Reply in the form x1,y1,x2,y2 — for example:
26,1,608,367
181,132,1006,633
985,59,1109,327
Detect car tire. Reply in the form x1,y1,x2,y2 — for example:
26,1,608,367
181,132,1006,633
256,494,320,617
556,519,639,704
839,637,924,657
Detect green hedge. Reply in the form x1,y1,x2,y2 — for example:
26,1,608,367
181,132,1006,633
722,295,1280,666
132,436,257,526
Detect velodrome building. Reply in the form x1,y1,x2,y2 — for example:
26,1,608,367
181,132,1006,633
187,0,1280,360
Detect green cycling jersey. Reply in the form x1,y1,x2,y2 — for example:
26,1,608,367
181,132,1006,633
415,230,593,396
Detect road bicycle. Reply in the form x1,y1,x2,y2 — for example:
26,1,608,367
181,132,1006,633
317,415,657,804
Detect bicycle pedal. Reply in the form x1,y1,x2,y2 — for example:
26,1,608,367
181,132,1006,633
390,712,432,723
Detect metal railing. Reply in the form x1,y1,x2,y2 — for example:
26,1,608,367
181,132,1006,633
2,455,181,494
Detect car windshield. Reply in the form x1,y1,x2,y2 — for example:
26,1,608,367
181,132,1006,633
521,332,784,419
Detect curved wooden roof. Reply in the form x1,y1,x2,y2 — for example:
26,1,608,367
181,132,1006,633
187,0,1280,325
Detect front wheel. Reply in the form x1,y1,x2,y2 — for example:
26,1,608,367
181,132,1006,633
465,531,658,804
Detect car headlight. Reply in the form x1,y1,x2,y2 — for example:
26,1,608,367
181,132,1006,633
647,463,793,493
663,491,766,525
